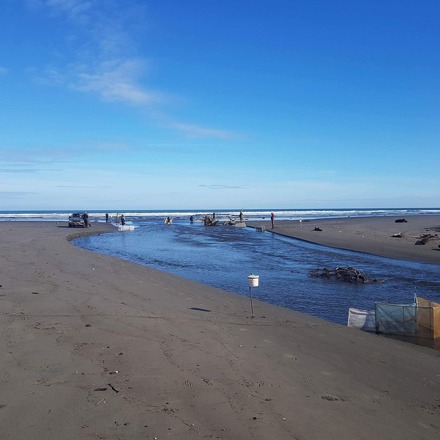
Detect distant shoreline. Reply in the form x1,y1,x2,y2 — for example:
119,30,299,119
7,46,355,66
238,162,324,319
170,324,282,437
0,207,439,223
247,215,440,265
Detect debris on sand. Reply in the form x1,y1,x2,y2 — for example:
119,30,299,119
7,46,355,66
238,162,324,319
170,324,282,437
309,267,383,284
415,233,438,245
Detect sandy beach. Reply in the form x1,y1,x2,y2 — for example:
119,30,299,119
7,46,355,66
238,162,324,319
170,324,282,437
248,215,440,264
0,220,439,440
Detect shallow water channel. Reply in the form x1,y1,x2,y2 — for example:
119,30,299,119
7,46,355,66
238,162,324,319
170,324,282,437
74,219,440,326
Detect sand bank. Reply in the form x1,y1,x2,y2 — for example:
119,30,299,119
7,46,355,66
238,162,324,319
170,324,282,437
248,215,440,264
0,221,439,439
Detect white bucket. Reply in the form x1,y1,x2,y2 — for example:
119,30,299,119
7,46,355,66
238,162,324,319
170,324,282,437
248,274,259,287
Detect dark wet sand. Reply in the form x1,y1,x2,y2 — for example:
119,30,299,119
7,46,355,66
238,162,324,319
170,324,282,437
0,221,439,439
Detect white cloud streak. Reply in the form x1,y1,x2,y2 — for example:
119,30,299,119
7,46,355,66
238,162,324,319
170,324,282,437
172,123,240,140
73,59,161,105
198,184,246,189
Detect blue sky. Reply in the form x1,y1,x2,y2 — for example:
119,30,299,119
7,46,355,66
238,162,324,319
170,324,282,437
1,0,439,210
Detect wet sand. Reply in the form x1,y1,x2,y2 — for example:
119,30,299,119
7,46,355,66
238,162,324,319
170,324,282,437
0,221,439,439
248,215,440,264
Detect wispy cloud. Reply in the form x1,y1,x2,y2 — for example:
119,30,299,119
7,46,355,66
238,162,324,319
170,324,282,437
0,191,36,198
172,123,241,140
199,184,246,190
55,184,108,188
46,0,91,15
72,59,161,105
0,140,175,167
30,0,240,139
0,168,50,173
33,0,93,23
0,146,82,163
32,0,157,107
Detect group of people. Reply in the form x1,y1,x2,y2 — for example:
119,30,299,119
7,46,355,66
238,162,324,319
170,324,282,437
100,211,275,228
106,213,126,225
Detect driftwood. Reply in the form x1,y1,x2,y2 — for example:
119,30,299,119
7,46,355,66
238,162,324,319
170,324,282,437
415,233,438,245
309,267,382,284
225,215,238,226
203,215,218,226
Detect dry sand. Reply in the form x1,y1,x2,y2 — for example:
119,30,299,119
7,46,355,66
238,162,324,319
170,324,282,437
0,220,439,440
248,215,440,264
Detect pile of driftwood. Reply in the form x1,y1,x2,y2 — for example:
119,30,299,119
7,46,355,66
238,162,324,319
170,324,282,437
203,215,218,226
309,267,382,284
415,233,438,245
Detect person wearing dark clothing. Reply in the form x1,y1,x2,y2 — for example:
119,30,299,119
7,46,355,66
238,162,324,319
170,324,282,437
271,212,275,229
239,210,243,222
83,212,89,228
105,213,109,223
121,214,126,226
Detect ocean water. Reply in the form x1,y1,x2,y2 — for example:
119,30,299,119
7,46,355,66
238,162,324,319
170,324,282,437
3,208,439,325
69,212,440,326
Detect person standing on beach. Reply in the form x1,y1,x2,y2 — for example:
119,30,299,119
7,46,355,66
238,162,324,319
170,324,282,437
105,213,109,223
271,212,275,229
239,210,243,222
83,212,89,228
121,214,126,226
